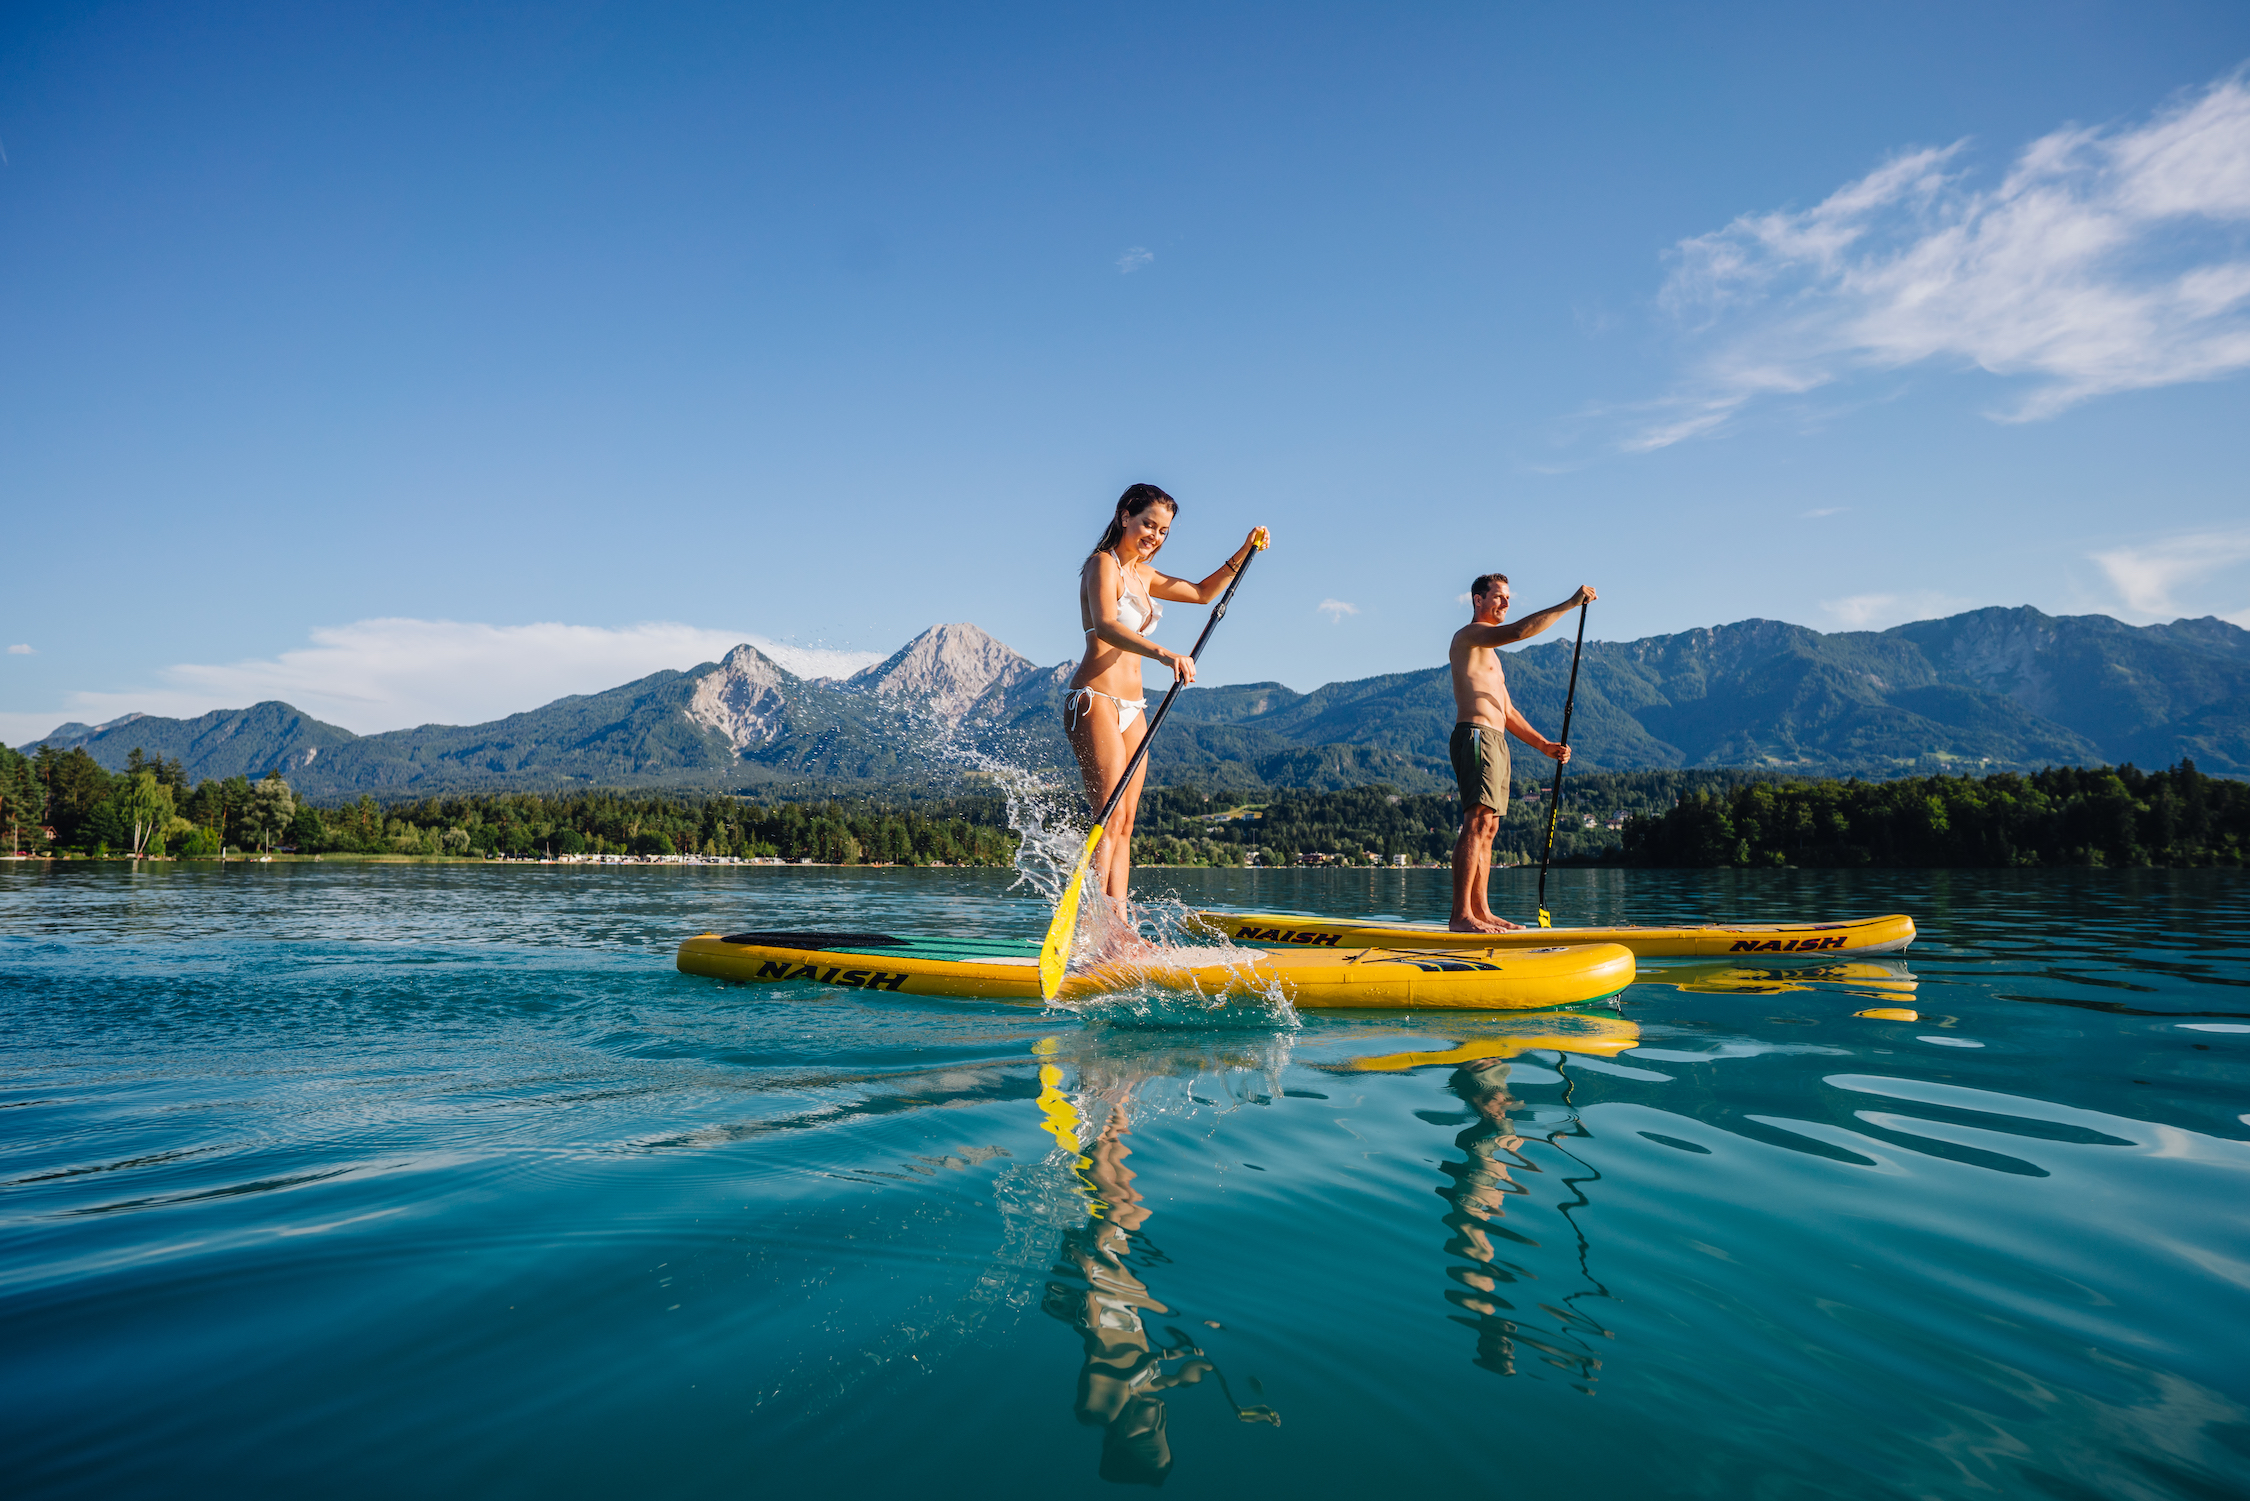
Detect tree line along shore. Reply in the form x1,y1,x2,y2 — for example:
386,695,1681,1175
2,743,2242,869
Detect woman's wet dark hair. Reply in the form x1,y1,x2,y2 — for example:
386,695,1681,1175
1093,483,1178,559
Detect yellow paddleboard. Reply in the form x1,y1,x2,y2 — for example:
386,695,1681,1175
676,928,1635,1010
1190,909,1915,959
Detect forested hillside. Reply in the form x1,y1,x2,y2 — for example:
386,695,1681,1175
0,743,1019,865
5,740,2239,869
1125,772,1774,867
1619,761,2247,868
1175,607,2250,781
21,608,2250,797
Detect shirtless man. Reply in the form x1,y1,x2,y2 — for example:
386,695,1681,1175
1447,575,1598,932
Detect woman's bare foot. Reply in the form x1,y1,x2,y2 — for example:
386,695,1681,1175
1448,914,1516,933
1089,926,1164,964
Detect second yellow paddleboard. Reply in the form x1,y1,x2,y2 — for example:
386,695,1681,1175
1192,909,1915,959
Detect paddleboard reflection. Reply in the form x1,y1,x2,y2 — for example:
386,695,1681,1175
1033,1040,1283,1485
1325,1012,1635,1390
1646,956,1919,1001
1028,1013,1632,1456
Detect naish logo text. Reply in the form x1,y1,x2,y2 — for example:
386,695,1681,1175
1729,937,1849,953
754,960,908,990
1232,925,1342,946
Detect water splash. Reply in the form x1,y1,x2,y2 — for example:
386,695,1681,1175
913,707,1298,1024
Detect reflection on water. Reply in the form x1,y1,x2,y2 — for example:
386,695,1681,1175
1339,1012,1643,1071
1431,1057,1611,1388
1651,957,1919,1000
1035,1039,1282,1484
1334,1014,1638,1393
3,863,2248,1499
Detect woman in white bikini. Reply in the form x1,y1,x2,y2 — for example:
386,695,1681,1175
1067,483,1267,912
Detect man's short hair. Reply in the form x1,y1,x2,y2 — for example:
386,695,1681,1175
1470,573,1510,599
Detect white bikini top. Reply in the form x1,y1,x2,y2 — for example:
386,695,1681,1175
1085,556,1162,638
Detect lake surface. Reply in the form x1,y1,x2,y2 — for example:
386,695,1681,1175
3,861,2247,1499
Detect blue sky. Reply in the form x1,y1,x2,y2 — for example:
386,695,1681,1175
5,1,2249,739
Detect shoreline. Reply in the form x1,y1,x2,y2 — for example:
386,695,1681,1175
2,852,1456,871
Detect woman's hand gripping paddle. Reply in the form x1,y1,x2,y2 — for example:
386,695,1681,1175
1534,600,1590,929
1039,534,1268,1000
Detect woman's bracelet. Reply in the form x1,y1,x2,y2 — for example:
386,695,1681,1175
1223,558,1241,574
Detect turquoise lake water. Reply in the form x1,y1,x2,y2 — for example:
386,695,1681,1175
3,861,2247,1498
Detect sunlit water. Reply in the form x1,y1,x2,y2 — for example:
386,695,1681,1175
3,861,2247,1498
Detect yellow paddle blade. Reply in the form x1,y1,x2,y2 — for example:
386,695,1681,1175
1036,1062,1084,1153
1537,907,1553,929
1039,825,1104,1000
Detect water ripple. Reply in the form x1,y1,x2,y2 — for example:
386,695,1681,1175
2,864,2246,1499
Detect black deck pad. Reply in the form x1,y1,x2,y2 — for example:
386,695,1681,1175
719,929,910,949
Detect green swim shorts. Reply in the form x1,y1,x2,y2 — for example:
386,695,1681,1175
1449,723,1510,814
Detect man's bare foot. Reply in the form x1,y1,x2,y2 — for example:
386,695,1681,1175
1448,915,1512,934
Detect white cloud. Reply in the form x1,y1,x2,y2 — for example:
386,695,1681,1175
1802,506,1848,518
1632,68,2250,449
1819,591,1975,630
1116,246,1154,273
2089,526,2250,620
1317,599,1361,623
6,644,30,655
9,619,886,740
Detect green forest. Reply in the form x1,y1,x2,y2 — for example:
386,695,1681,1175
0,745,1019,865
1,742,1702,868
3,742,2241,868
1619,761,2247,868
1127,769,1768,866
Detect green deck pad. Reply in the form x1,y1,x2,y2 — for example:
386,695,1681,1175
718,930,1043,961
825,936,1043,960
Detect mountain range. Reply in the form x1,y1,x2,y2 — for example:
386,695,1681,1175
22,607,2250,798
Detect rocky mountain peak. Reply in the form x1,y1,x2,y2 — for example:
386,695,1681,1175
684,643,793,751
846,622,1038,721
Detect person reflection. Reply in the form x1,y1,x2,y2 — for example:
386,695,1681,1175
1041,1093,1278,1486
1436,1058,1605,1388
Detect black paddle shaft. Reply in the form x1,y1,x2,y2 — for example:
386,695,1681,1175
1091,548,1259,828
1536,601,1590,914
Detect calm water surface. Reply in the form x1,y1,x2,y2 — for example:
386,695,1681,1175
3,862,2247,1498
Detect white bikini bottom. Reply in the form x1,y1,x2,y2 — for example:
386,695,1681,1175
1065,686,1146,734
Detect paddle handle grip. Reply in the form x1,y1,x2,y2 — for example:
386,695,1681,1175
1091,546,1259,829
